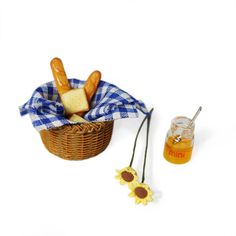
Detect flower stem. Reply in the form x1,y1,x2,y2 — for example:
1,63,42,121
129,108,154,183
141,110,152,183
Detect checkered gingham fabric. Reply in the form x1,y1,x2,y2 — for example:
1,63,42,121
19,79,149,131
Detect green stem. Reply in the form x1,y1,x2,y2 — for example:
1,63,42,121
141,111,152,183
129,108,154,177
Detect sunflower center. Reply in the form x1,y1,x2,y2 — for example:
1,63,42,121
121,171,134,182
134,187,148,199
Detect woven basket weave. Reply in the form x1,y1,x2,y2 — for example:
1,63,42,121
40,121,114,160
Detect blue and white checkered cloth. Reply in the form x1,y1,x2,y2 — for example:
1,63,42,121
19,79,148,131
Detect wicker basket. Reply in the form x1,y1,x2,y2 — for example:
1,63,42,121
40,121,114,160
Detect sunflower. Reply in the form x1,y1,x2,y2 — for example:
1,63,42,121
129,182,153,205
115,167,138,185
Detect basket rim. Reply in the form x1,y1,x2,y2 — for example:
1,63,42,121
41,121,114,135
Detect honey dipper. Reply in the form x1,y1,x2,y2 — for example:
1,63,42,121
173,106,202,144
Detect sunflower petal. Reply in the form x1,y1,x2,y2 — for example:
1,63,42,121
129,192,135,197
135,198,141,204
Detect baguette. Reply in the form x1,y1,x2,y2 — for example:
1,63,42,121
50,57,71,96
78,70,101,116
84,70,101,102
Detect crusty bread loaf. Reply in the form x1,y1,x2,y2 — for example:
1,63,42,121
61,88,89,115
77,70,101,117
69,114,89,123
84,70,101,101
50,57,71,96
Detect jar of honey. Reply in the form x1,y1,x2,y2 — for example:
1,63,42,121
163,116,195,164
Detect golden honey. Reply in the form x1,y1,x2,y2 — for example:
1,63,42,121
163,116,194,164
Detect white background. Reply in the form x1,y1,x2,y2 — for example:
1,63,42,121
0,0,236,235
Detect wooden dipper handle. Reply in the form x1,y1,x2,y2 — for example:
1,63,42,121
50,57,71,96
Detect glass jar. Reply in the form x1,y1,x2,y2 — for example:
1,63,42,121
163,116,195,164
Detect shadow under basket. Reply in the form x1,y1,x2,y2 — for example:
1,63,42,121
40,121,114,160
